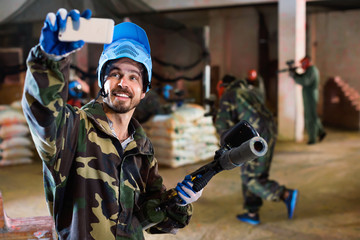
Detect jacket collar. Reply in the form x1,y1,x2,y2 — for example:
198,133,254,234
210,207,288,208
81,100,153,155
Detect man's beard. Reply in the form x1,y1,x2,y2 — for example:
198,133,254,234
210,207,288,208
105,101,135,113
103,89,140,114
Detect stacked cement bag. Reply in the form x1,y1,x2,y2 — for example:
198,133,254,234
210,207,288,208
0,101,33,167
143,103,219,168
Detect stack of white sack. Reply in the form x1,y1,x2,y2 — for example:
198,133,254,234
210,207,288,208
0,101,34,167
142,103,219,168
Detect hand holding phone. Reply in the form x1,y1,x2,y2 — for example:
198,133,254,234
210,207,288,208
40,9,93,58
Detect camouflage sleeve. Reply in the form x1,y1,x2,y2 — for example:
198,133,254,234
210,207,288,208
142,156,193,234
21,45,78,176
145,197,193,235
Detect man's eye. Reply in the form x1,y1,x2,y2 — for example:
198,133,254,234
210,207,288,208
109,73,120,79
130,75,140,81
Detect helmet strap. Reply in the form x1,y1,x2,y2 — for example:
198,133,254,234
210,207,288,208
92,81,109,107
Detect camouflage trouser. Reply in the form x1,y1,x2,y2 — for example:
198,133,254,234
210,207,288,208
240,131,285,213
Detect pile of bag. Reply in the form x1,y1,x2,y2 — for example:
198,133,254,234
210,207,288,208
0,101,34,167
142,104,219,168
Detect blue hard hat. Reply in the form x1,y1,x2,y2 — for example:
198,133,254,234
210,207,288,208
97,22,152,92
69,80,83,98
162,84,173,100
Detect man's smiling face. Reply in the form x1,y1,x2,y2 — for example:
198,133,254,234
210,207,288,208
103,58,146,114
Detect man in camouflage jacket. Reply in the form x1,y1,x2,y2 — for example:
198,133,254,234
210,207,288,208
22,9,201,240
215,78,298,225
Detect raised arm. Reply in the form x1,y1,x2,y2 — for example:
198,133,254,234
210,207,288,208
21,9,91,166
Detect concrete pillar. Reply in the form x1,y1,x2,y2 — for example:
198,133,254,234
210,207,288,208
203,25,211,104
209,11,226,78
278,0,306,141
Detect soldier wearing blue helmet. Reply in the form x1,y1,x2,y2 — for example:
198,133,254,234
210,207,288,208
22,8,202,239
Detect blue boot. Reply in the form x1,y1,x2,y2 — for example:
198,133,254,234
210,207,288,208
284,189,298,219
236,212,260,225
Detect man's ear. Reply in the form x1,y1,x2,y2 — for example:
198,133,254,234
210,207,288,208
141,92,146,100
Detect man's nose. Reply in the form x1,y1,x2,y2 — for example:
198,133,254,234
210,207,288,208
118,79,124,88
117,77,129,88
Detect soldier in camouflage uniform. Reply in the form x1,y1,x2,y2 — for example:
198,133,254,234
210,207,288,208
22,9,202,239
215,77,298,225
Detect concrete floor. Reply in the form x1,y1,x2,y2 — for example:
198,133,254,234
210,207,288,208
0,128,359,239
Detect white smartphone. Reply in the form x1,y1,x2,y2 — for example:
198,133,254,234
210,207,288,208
58,17,114,44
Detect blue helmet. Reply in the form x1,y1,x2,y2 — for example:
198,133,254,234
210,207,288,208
69,80,83,98
98,22,152,92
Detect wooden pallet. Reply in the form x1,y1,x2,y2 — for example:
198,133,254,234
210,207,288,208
0,191,56,239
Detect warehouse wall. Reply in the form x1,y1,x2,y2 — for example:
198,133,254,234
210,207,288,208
310,9,360,115
166,6,360,120
209,7,259,80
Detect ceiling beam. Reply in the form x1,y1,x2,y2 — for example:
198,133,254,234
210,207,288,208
143,0,275,11
142,0,324,12
0,0,27,22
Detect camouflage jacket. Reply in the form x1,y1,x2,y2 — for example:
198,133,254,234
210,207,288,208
22,45,192,240
215,79,277,140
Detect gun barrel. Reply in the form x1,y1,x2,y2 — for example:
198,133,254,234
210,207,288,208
219,136,268,170
277,68,290,73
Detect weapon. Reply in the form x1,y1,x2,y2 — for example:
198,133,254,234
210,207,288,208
277,60,297,73
139,120,268,230
156,120,268,211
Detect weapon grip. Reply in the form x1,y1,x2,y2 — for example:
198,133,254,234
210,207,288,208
192,170,217,192
155,192,181,212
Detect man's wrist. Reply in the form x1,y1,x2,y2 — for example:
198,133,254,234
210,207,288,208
39,44,71,61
